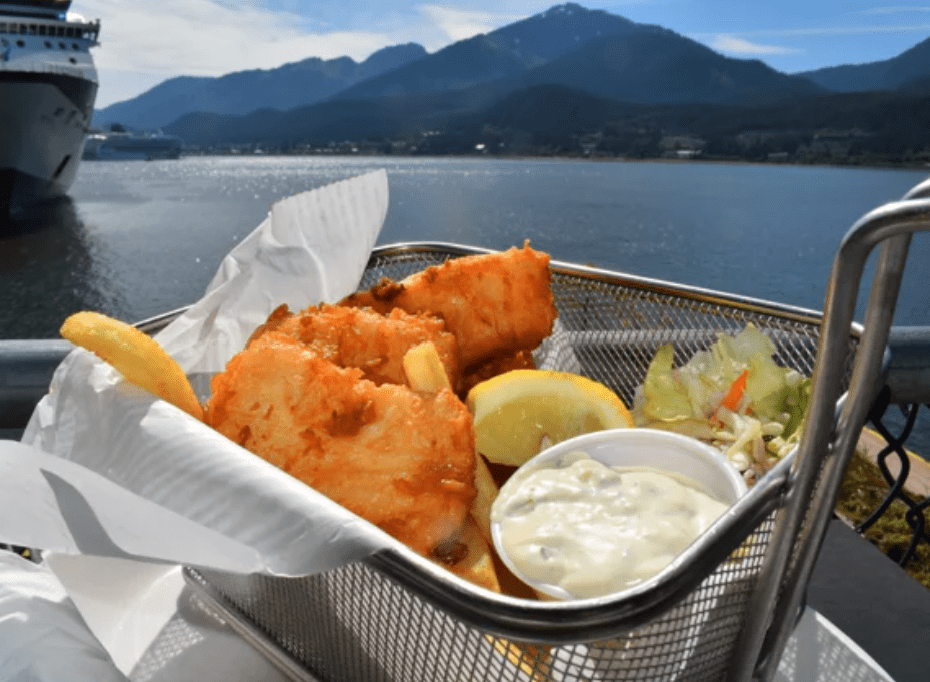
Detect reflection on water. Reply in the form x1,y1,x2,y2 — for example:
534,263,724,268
3,158,930,344
3,157,930,338
0,197,127,338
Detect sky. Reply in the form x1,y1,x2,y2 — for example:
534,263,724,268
70,1,930,109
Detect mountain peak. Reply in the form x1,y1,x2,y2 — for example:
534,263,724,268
535,3,631,22
542,3,596,17
360,42,427,76
543,3,583,16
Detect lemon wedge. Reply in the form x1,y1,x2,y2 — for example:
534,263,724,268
466,369,634,466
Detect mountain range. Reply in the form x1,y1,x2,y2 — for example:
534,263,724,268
93,3,930,160
798,35,930,92
94,42,427,131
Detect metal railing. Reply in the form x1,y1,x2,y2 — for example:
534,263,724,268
861,330,930,570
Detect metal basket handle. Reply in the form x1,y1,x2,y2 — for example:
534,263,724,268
728,177,930,682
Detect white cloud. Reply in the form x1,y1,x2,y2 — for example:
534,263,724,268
75,0,405,106
708,34,800,57
418,4,522,42
76,0,544,106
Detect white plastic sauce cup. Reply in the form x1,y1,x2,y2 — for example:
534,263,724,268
490,428,748,600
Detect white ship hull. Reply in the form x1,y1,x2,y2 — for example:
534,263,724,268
0,77,96,212
0,3,99,218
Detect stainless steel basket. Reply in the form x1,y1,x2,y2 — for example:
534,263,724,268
184,177,930,682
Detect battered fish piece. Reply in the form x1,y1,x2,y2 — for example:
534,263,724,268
341,243,556,368
205,340,477,558
459,349,536,398
248,303,462,391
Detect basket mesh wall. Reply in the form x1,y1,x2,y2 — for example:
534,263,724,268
189,245,855,682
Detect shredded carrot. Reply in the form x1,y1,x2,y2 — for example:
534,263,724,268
720,369,749,413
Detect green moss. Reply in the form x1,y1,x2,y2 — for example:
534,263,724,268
835,450,930,589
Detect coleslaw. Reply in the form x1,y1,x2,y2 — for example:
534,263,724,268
632,324,811,484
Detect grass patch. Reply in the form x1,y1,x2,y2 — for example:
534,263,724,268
836,449,930,589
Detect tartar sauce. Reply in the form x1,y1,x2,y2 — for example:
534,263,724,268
492,450,729,599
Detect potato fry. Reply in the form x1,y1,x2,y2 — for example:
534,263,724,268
491,638,551,681
402,341,452,393
472,454,498,547
444,514,501,594
61,311,203,420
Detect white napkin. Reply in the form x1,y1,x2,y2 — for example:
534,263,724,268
9,169,402,575
155,168,387,373
0,551,126,681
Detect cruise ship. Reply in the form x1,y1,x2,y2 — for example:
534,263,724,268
83,128,183,161
0,0,99,218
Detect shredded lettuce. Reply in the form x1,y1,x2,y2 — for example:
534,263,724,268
633,324,811,484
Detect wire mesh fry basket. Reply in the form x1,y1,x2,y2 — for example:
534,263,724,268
184,176,930,682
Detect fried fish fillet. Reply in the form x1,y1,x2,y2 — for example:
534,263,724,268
459,349,536,398
340,243,557,368
204,339,477,558
248,303,462,390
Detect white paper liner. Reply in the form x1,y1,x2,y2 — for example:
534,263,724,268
155,168,388,374
9,169,405,577
0,551,127,681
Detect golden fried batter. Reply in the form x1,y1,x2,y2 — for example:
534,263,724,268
248,303,462,391
341,242,557,368
459,349,537,399
205,340,477,557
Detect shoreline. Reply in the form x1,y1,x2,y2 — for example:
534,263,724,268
177,150,930,174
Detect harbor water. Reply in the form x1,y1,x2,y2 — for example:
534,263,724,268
4,155,929,450
6,156,930,333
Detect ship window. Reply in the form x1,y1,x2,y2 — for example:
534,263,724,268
45,40,51,48
16,39,24,48
59,42,65,49
71,42,78,50
29,24,37,35
52,155,71,180
68,56,76,63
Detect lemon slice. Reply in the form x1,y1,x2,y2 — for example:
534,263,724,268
466,369,634,466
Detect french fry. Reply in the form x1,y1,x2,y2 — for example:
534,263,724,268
491,638,551,681
402,341,452,393
472,454,498,547
444,514,501,594
60,311,203,420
